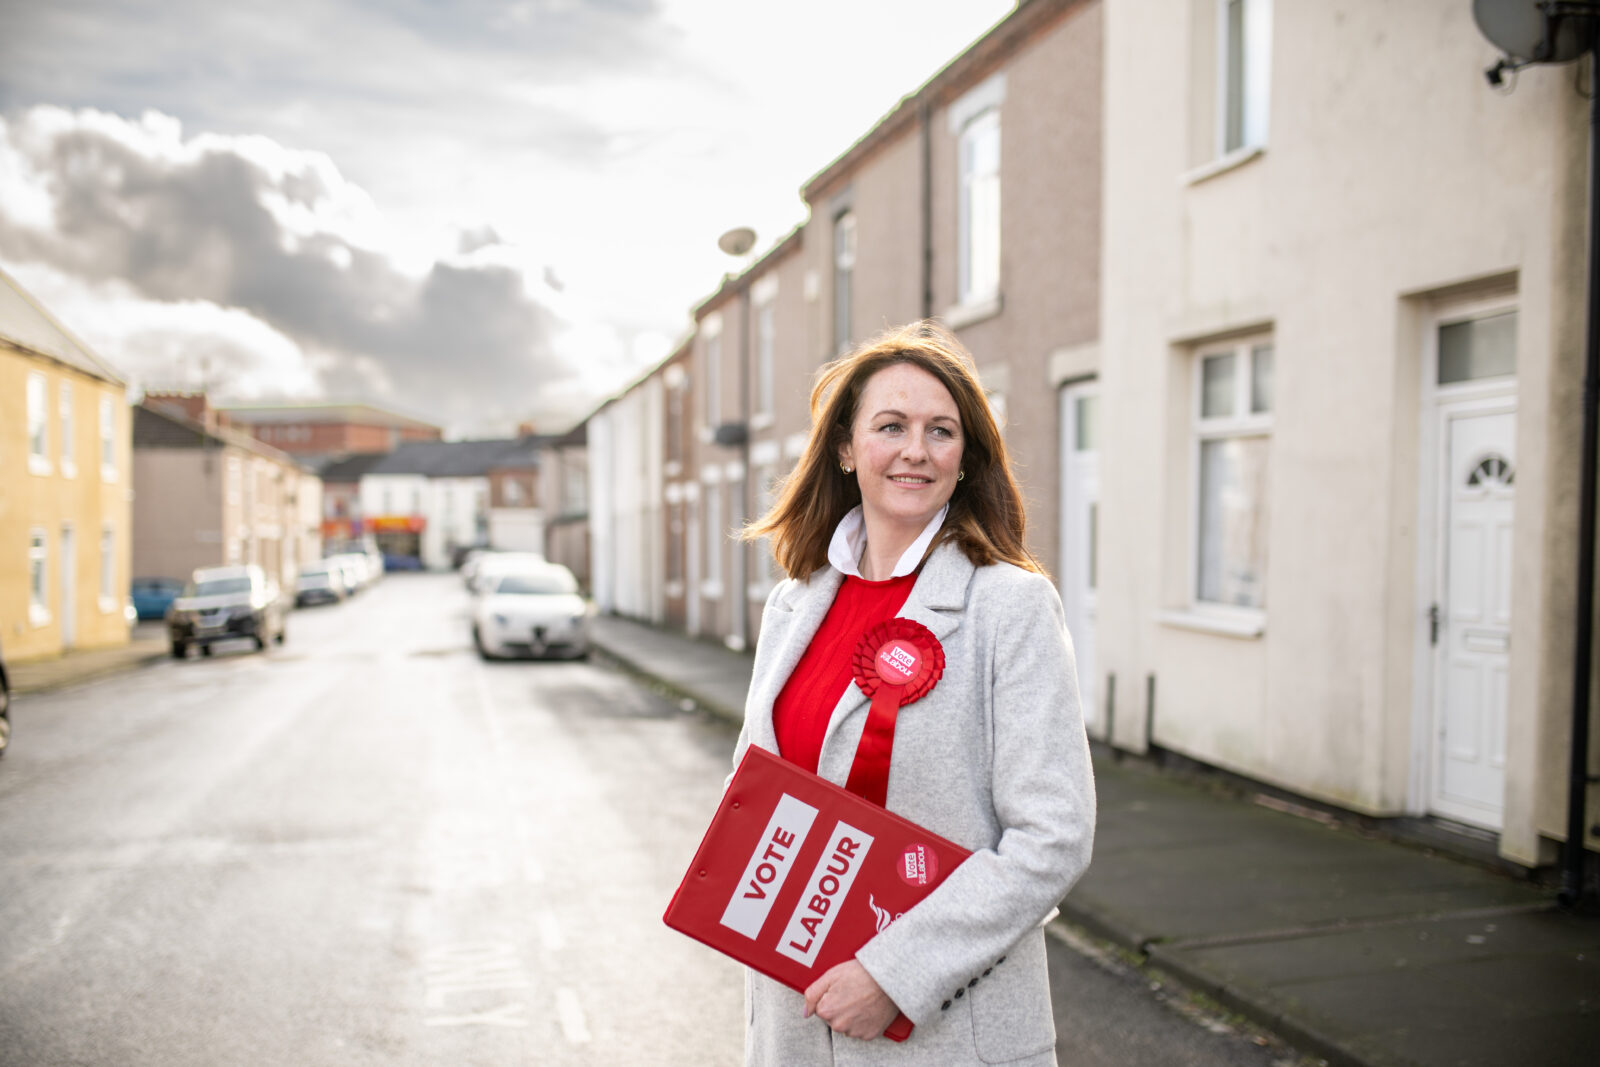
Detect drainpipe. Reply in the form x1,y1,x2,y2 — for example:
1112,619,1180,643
1562,25,1600,910
920,97,934,321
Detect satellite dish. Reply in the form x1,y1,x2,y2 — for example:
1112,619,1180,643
1473,0,1592,64
717,227,757,256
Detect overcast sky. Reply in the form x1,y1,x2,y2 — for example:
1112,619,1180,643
0,0,1014,436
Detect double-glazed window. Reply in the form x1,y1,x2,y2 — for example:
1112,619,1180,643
60,380,75,476
833,211,855,354
29,529,49,624
1194,338,1274,609
753,278,777,421
958,109,1001,305
99,394,116,480
28,373,50,474
1219,0,1272,155
99,525,115,603
702,315,723,429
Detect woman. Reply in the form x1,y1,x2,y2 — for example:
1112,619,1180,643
735,321,1096,1065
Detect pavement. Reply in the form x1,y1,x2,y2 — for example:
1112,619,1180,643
11,612,1596,1065
6,623,169,695
588,612,1600,1067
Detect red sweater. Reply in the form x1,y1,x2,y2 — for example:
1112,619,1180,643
772,571,918,775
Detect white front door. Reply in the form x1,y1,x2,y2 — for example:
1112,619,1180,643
1430,400,1516,829
1059,383,1100,730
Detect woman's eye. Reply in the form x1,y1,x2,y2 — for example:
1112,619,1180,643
877,422,903,433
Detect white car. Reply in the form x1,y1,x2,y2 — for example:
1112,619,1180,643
472,564,590,660
468,551,547,596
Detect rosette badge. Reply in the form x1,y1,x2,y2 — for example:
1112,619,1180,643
846,619,945,806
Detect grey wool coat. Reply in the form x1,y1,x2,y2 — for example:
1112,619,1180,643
733,540,1097,1067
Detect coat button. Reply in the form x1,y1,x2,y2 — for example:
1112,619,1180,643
941,1000,951,1011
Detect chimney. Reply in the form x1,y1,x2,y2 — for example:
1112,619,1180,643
145,391,217,431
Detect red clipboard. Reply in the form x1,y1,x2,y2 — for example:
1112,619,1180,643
663,746,971,1042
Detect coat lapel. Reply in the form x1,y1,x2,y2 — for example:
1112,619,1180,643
746,566,844,750
818,542,975,757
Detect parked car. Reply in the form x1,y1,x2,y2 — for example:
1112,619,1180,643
131,577,185,620
472,563,590,660
326,554,365,596
0,637,10,758
296,559,347,606
468,551,546,595
167,564,288,657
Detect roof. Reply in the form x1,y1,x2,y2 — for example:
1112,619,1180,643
800,0,1082,203
134,401,305,470
316,452,391,483
215,400,442,433
0,267,126,385
366,437,547,478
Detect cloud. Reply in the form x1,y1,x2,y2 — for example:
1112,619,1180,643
0,105,570,433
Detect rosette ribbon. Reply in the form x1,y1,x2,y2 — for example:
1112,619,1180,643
845,618,945,808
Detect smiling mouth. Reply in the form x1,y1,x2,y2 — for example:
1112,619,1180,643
888,475,933,485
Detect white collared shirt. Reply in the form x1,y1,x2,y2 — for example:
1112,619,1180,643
827,504,949,579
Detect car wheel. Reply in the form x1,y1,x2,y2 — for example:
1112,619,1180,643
473,627,495,661
201,644,213,657
275,620,286,645
170,641,187,659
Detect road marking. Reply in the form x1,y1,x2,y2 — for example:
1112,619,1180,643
555,987,591,1044
423,941,530,1010
538,911,565,952
424,1002,529,1028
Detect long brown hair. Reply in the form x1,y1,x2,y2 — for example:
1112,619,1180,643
744,321,1041,579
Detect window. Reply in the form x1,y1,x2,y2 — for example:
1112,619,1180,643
702,316,723,429
667,373,685,464
1219,0,1272,155
1194,339,1273,609
28,373,50,475
833,211,855,353
1438,310,1516,385
704,484,722,588
29,529,49,625
958,109,1001,306
667,501,684,584
99,525,114,604
59,380,75,476
754,279,777,421
99,394,117,480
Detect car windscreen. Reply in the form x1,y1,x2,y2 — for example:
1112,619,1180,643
188,577,252,597
494,573,577,596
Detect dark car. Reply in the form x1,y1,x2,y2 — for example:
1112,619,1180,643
0,637,10,758
130,577,185,620
167,564,288,657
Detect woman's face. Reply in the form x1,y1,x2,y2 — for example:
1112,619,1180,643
839,362,965,536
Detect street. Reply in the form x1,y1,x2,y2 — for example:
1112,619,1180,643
0,574,1303,1066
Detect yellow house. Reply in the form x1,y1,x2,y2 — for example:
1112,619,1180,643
0,269,132,662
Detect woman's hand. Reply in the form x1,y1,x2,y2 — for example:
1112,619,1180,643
803,960,900,1040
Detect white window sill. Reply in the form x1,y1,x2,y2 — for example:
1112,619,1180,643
665,581,685,598
98,596,118,615
723,634,747,652
29,605,52,628
1182,145,1264,187
700,580,724,599
665,461,682,479
747,580,774,602
1158,608,1265,639
100,465,118,483
60,460,77,480
29,455,53,477
750,411,774,431
942,293,1003,331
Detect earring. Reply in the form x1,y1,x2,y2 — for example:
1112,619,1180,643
957,469,965,482
841,463,853,474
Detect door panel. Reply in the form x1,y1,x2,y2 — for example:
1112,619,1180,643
1059,383,1099,730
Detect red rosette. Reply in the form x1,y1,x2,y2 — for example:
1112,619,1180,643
851,618,944,705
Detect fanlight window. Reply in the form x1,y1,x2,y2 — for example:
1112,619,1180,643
1466,453,1514,488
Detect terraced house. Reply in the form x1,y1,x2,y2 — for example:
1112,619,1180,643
0,268,132,661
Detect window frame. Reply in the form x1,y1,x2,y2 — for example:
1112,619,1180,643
1216,0,1272,157
752,276,778,425
833,210,855,355
29,527,51,626
59,379,76,478
1188,335,1274,621
28,372,51,476
99,394,117,482
99,523,116,610
957,107,1002,308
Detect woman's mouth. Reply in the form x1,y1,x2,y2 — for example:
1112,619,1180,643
889,475,933,485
